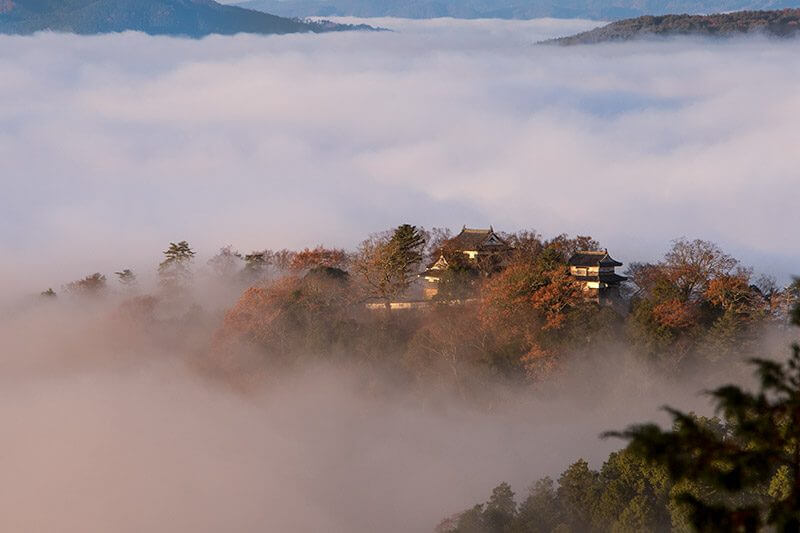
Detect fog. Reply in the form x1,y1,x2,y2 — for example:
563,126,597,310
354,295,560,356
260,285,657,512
2,18,800,297
0,288,738,533
1,17,798,532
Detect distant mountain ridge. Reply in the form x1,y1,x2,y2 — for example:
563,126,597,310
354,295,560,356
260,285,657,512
0,0,373,37
237,0,800,20
550,8,800,43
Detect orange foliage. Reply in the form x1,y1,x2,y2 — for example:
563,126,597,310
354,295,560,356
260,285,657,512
705,274,753,312
530,268,582,330
214,283,292,349
520,343,558,381
289,246,348,272
652,298,695,330
479,263,541,339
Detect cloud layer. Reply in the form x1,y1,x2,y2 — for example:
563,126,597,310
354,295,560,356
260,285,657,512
1,18,798,296
0,296,726,533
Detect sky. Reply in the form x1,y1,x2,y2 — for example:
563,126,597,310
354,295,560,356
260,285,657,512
1,17,799,296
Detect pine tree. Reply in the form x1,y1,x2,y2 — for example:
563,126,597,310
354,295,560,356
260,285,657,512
115,268,137,288
158,241,195,290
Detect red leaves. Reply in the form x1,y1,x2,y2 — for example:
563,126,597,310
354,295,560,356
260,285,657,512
652,298,695,330
289,246,349,273
480,263,582,380
530,268,582,331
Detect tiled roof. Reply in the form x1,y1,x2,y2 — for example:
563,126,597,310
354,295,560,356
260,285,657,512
568,250,623,267
447,227,507,251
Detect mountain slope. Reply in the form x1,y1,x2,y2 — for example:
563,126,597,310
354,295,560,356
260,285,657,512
550,8,800,43
0,0,370,37
237,0,800,20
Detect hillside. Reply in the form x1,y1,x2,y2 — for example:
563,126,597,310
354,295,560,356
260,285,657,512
237,0,800,20
551,8,800,43
0,0,372,37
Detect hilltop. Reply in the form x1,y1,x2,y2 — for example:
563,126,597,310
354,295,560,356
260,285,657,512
0,0,373,37
551,8,800,43
237,0,800,21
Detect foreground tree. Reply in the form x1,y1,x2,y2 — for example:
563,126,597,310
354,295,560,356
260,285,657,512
609,298,800,531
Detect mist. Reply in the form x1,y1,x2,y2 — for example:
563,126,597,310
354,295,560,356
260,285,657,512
1,16,799,532
0,285,742,533
2,18,800,297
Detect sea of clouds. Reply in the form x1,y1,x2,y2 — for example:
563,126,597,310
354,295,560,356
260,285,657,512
2,18,799,296
1,18,798,531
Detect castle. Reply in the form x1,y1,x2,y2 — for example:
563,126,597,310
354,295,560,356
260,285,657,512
421,226,626,303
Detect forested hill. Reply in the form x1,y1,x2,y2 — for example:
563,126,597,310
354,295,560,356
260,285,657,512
551,8,800,43
0,0,373,37
237,0,800,20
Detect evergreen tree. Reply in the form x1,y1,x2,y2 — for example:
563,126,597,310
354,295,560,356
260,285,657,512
158,241,195,290
115,268,137,288
609,298,800,531
353,224,426,307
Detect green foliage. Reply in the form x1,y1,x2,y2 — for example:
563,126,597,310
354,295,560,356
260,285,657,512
440,299,800,533
388,223,426,272
354,224,426,305
609,302,800,531
516,478,562,533
158,241,195,291
441,455,673,533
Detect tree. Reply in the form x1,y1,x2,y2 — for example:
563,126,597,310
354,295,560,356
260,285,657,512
546,234,600,263
158,241,195,290
207,245,242,280
439,483,517,533
406,304,486,400
242,250,270,283
484,482,517,532
289,246,349,273
557,459,601,532
64,272,107,297
40,288,57,298
353,224,426,307
213,267,357,369
478,253,582,380
271,249,296,273
608,299,800,531
663,238,738,301
516,478,563,533
115,268,137,289
625,240,769,368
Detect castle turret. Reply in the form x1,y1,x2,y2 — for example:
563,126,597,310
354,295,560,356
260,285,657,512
567,250,627,304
